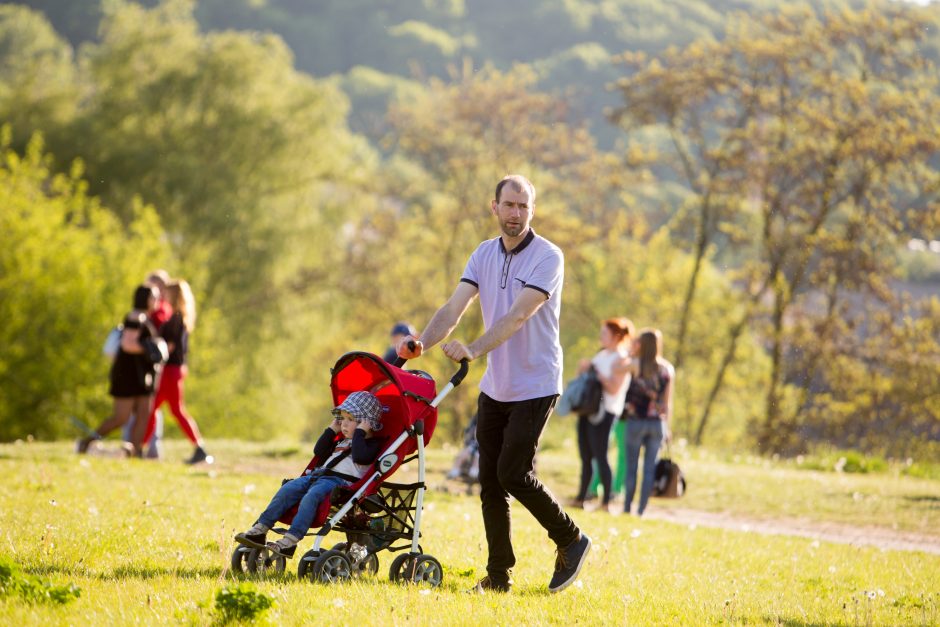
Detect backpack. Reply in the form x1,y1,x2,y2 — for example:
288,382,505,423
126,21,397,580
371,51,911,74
564,366,603,417
652,457,686,498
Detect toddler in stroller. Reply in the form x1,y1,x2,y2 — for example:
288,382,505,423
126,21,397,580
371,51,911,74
230,351,468,586
234,390,386,558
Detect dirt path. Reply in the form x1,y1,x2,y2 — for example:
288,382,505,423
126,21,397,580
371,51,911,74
643,506,940,555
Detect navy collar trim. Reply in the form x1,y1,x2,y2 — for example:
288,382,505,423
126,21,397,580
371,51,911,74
499,228,536,255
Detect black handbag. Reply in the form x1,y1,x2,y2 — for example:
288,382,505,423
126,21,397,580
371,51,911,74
652,456,686,498
142,336,169,365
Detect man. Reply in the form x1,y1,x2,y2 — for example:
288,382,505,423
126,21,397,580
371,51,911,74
398,174,590,593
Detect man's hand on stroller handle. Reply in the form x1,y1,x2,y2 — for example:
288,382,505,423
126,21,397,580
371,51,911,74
396,336,423,359
441,340,474,363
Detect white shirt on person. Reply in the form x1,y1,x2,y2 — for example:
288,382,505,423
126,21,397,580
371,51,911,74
591,348,630,416
460,229,564,402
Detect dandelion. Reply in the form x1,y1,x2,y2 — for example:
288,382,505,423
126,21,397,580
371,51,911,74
811,540,820,548
852,492,862,502
463,513,471,521
609,527,619,536
631,529,642,538
835,457,847,472
419,589,431,596
877,589,885,597
741,524,751,533
243,484,256,495
688,523,697,531
49,499,57,506
88,506,99,516
334,598,345,608
829,566,837,573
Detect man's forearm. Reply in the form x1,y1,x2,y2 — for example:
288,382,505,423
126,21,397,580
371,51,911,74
419,305,462,350
466,308,527,360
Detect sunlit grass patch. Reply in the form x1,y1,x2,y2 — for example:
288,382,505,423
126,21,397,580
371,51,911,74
0,439,937,625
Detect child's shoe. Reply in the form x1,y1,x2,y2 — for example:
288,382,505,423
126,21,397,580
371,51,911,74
265,536,298,559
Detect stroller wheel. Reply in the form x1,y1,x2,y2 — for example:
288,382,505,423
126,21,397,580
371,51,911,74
297,548,320,581
356,553,379,576
246,547,286,576
331,542,379,576
389,553,416,583
230,545,252,575
310,549,353,584
409,554,443,587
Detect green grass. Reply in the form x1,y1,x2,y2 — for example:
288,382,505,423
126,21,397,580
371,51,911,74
0,437,938,625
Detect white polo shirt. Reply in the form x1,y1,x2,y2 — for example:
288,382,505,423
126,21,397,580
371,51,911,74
460,229,564,402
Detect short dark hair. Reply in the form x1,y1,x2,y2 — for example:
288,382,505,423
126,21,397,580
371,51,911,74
495,174,536,204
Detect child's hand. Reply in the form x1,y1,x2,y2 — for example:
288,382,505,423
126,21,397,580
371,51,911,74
330,417,342,432
358,420,372,436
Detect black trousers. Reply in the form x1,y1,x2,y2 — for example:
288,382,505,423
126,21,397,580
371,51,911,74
576,410,616,504
476,392,580,582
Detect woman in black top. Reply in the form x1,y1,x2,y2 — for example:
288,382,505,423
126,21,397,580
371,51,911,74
78,285,159,454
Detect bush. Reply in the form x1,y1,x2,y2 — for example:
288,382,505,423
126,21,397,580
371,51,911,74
0,556,80,604
214,582,274,624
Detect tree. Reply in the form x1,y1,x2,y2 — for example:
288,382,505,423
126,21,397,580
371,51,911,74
0,5,76,150
0,132,167,440
610,4,940,452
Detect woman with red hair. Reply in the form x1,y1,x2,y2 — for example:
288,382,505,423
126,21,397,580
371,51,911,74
571,317,634,511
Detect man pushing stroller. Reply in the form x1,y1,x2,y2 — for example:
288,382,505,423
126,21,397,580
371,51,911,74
234,391,385,558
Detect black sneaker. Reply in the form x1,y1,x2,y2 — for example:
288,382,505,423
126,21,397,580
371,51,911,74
185,446,213,465
234,531,267,549
468,574,512,594
76,436,99,454
265,540,296,559
548,533,591,593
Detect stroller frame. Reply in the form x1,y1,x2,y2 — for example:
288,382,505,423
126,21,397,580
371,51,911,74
231,351,468,586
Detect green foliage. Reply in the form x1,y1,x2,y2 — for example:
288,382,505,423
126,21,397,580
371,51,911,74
0,132,168,440
0,555,80,604
0,5,76,149
214,581,274,624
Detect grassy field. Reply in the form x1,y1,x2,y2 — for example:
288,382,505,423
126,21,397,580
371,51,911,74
1,435,938,626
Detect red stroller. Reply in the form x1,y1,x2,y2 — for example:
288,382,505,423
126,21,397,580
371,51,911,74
230,351,468,586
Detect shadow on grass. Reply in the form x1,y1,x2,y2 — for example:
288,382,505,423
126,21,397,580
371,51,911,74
902,494,940,507
771,617,852,627
27,563,226,581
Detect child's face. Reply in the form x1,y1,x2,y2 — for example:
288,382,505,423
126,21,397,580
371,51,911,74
337,411,359,438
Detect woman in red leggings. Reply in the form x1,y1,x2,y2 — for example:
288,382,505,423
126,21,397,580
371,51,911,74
133,279,211,464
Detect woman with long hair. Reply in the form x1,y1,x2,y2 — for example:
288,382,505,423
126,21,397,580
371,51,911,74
622,328,675,516
571,317,633,511
79,285,160,454
133,279,211,464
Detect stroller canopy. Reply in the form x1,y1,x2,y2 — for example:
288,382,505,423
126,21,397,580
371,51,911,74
330,352,439,446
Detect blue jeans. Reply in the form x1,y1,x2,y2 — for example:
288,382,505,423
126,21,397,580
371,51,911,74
257,471,349,539
625,419,664,515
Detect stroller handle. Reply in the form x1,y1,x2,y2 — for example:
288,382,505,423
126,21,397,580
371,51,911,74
392,342,470,388
450,358,470,387
391,340,418,369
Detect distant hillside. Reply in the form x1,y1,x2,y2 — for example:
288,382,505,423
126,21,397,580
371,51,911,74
19,0,884,149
